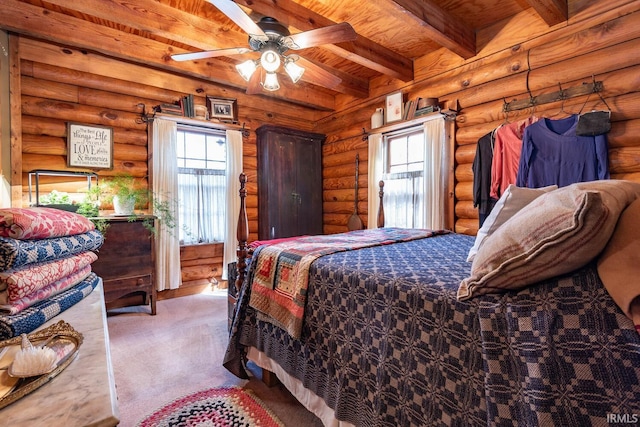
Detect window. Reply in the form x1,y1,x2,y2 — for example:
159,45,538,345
176,125,226,245
383,127,425,228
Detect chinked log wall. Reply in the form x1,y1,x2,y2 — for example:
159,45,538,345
13,36,320,290
317,0,640,236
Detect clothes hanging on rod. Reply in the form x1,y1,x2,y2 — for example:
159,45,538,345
472,106,612,229
472,130,498,228
516,114,610,188
490,116,539,200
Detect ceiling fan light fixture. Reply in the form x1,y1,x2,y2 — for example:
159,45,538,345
260,49,281,73
262,72,280,91
284,58,305,83
236,59,258,81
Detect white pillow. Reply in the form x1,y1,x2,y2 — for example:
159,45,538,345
467,184,557,262
458,180,640,301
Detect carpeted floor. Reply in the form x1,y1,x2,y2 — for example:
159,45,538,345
106,288,323,427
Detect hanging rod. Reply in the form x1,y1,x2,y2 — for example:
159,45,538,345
502,80,604,113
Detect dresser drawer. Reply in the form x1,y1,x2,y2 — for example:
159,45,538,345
103,274,152,293
103,274,156,314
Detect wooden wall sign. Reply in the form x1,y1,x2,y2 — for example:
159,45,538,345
67,123,113,169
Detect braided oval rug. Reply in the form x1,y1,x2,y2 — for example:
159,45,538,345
138,386,285,427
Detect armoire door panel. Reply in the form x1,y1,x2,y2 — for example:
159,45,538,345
257,125,325,240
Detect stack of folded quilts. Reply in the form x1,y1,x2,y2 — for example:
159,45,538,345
0,207,104,340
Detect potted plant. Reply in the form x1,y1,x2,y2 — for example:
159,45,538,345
96,174,178,236
100,174,149,216
38,173,179,237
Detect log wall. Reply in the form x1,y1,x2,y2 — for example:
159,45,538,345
316,0,640,236
6,0,640,290
12,36,320,289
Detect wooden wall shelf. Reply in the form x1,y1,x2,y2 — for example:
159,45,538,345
369,110,450,135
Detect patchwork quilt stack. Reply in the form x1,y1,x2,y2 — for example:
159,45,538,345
0,207,104,340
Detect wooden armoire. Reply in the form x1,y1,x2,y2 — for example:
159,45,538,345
256,125,325,240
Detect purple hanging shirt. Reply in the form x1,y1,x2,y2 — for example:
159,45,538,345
516,114,609,188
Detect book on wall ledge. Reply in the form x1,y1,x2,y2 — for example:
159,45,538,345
158,102,183,116
407,100,418,120
414,105,439,117
181,94,195,118
403,100,414,120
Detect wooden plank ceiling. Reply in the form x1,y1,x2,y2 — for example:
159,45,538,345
2,0,567,110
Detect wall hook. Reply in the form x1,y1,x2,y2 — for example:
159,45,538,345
136,103,156,124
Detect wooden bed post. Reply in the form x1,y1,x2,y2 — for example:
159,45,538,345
236,173,249,292
377,180,385,228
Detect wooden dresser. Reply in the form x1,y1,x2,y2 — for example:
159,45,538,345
91,216,157,315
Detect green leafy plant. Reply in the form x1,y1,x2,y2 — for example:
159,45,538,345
74,185,108,233
39,174,181,238
39,190,71,205
100,174,150,210
94,174,179,237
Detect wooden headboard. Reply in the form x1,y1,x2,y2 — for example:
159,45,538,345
234,173,385,291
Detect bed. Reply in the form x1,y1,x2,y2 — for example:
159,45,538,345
224,174,640,426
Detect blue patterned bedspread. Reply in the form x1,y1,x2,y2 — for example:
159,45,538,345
0,272,100,340
0,230,104,272
224,232,640,426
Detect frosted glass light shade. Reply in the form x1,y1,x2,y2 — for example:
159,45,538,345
262,72,280,91
260,50,281,72
236,60,257,81
284,60,305,83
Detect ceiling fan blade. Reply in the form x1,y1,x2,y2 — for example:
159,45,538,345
296,57,342,89
207,0,268,40
246,68,263,94
287,23,357,50
171,47,251,61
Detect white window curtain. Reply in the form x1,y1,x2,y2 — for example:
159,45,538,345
222,129,243,281
384,172,424,228
151,118,182,291
423,116,447,230
178,170,226,244
367,133,383,229
368,115,447,231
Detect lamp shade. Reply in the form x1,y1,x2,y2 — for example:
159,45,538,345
262,72,280,91
260,50,281,73
284,59,305,83
236,60,257,81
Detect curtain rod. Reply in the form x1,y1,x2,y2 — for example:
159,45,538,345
136,103,250,137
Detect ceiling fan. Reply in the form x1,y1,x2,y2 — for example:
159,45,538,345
171,0,357,93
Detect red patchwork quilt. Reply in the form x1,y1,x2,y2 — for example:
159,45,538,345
248,227,445,338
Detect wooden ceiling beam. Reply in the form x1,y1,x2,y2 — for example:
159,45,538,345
234,0,414,82
42,0,243,52
524,0,568,26
0,0,335,110
386,0,476,59
39,0,363,98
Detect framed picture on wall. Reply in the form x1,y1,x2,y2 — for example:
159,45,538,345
67,122,113,169
385,91,403,123
207,97,238,122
